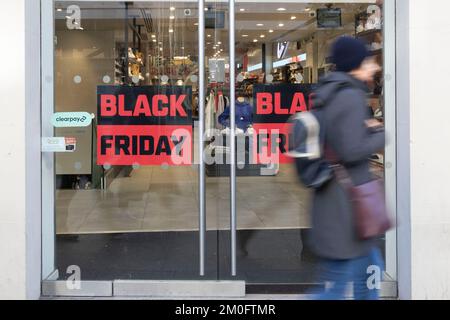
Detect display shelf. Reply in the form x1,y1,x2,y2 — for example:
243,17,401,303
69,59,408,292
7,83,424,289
356,28,381,38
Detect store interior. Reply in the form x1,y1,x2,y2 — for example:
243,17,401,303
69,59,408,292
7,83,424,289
53,1,385,283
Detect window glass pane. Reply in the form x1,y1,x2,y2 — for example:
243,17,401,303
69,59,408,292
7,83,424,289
53,0,205,281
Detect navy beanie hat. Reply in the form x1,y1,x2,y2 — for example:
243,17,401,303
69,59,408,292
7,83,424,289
331,36,369,72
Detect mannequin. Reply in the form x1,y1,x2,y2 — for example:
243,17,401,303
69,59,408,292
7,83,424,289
218,90,253,132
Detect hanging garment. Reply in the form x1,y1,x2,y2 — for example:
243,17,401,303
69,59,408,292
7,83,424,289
205,91,216,138
218,100,253,131
224,96,230,109
216,93,226,129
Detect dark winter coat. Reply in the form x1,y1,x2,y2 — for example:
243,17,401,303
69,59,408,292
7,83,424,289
306,72,386,260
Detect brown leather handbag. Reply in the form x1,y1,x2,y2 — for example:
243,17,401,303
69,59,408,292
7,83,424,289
331,164,392,240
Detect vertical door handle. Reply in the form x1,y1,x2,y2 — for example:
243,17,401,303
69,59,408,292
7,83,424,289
198,0,206,276
229,0,237,277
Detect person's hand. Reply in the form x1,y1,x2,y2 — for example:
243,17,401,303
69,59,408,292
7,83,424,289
365,119,383,129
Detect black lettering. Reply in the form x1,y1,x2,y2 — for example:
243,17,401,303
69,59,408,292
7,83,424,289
101,135,113,155
139,136,154,155
278,134,288,154
132,135,138,155
171,136,186,156
156,135,171,155
115,136,130,155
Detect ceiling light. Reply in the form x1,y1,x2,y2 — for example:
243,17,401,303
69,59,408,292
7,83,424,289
170,7,175,11
207,34,211,37
170,15,175,20
240,8,245,12
194,22,198,26
253,39,258,43
269,29,274,33
152,39,157,42
57,8,62,12
169,29,174,33
218,41,222,45
277,8,286,11
305,8,311,12
204,8,208,11
151,34,156,38
256,23,264,27
278,23,284,27
242,34,248,37
213,46,216,49
260,34,265,38
181,46,185,50
160,47,163,51
291,16,296,20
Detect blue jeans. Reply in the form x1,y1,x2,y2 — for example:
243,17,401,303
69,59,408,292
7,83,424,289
312,248,384,300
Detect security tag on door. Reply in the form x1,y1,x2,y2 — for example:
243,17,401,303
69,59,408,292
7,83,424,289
42,137,77,152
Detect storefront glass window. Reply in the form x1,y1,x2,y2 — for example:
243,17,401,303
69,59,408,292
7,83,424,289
44,0,390,293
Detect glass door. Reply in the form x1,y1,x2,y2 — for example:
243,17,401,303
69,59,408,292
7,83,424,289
43,0,233,284
227,0,393,293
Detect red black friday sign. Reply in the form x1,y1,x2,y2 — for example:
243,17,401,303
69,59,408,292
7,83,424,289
97,86,192,166
252,84,314,164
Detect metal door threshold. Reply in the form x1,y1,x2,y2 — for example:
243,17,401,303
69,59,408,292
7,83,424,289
42,280,245,298
41,279,396,299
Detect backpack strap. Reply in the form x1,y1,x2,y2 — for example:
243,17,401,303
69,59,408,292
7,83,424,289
315,82,351,162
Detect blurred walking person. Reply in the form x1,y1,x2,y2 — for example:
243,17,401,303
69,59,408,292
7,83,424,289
306,36,388,300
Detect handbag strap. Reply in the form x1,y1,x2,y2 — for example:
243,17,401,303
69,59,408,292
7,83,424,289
331,163,354,191
315,81,355,190
324,146,354,190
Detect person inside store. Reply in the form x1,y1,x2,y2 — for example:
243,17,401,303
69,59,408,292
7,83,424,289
306,36,386,300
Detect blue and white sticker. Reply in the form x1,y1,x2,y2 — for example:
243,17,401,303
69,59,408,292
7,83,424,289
51,112,93,127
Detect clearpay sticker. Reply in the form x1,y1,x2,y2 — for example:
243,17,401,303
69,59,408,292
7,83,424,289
51,112,93,127
42,137,77,152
